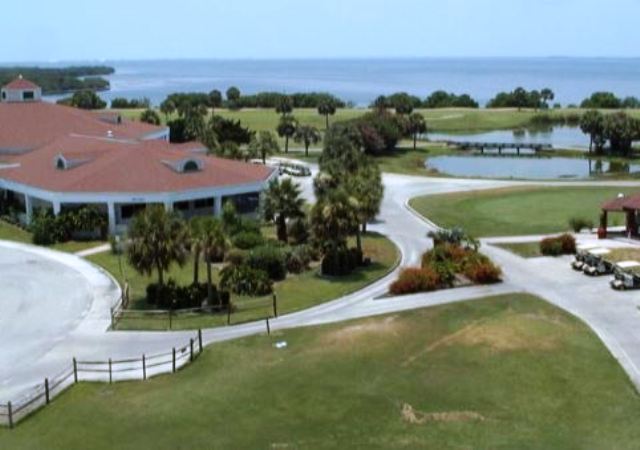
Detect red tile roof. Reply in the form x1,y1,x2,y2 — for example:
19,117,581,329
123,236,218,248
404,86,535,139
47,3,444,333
0,101,165,150
602,193,640,212
3,77,40,90
0,135,274,194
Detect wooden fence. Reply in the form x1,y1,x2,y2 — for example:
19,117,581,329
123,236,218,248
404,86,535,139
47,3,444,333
0,330,203,428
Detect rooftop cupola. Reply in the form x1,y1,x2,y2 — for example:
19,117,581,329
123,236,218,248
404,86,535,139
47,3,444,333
1,75,42,103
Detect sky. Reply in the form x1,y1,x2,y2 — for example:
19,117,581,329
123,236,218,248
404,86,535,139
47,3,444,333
1,0,638,62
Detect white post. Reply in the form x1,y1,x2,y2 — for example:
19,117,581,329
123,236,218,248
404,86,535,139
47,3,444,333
107,202,116,236
164,201,173,213
214,196,222,217
52,201,61,216
24,194,33,225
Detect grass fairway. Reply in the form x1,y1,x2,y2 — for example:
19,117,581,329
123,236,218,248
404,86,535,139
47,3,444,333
94,233,399,330
118,107,640,134
4,294,640,449
410,186,637,237
494,241,543,258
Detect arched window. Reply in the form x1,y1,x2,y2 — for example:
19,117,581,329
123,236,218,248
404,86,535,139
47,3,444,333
183,160,200,172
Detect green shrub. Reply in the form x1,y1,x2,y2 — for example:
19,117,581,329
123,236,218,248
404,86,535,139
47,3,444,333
321,247,361,276
232,231,264,250
219,265,273,296
285,245,313,274
247,245,287,281
390,267,442,296
224,248,247,266
30,210,64,245
287,218,309,245
568,217,594,233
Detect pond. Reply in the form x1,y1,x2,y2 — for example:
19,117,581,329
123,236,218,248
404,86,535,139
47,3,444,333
425,155,640,180
427,126,590,150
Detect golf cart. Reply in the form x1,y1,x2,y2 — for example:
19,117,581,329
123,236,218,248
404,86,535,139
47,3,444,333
583,248,613,276
610,261,640,290
571,243,600,271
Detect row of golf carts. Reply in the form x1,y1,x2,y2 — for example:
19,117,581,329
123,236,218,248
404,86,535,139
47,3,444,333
571,243,640,290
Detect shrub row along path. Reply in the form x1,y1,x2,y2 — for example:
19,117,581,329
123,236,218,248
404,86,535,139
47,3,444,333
4,167,640,402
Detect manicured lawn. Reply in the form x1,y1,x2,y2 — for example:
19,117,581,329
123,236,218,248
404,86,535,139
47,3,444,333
410,186,637,237
494,241,543,258
4,294,640,448
92,233,399,330
0,219,104,253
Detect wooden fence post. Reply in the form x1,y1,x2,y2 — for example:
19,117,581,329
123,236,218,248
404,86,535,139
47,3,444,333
227,302,232,325
190,339,194,362
266,317,271,335
172,348,176,373
108,358,113,384
272,293,278,318
142,354,147,381
198,329,203,354
45,378,50,405
7,401,13,429
73,358,78,383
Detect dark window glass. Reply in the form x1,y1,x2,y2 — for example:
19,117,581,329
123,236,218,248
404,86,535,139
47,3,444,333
22,91,34,100
194,198,214,209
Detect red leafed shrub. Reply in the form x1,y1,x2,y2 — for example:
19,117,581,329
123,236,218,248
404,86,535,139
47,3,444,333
390,267,442,296
540,234,576,256
463,256,502,284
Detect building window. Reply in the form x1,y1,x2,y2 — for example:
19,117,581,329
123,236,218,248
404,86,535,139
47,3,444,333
120,204,146,220
56,157,66,170
22,91,34,101
224,192,260,214
183,160,200,172
175,201,190,211
194,198,214,209
1,91,5,100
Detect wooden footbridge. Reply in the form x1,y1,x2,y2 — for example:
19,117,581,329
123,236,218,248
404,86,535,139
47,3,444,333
445,141,553,155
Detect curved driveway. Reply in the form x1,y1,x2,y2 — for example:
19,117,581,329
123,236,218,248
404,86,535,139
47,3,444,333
4,168,640,400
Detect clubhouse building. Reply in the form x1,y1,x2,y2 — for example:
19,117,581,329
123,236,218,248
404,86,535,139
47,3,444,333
0,77,276,234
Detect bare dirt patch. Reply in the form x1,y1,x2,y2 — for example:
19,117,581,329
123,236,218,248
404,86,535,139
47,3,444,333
320,316,405,346
403,311,565,366
401,403,485,425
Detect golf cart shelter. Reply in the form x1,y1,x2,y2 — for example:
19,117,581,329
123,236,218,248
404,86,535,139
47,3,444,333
0,77,277,235
601,193,640,238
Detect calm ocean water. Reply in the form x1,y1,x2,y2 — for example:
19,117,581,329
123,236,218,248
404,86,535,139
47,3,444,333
94,58,640,107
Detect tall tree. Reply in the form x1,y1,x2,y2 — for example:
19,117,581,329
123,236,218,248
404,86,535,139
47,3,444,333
277,114,298,154
580,110,605,154
372,95,388,111
407,113,427,150
160,99,176,122
127,206,189,287
199,217,228,305
275,96,294,116
540,88,555,109
189,217,204,284
310,188,360,254
294,125,322,157
209,89,223,114
263,178,306,242
317,100,337,129
248,131,280,164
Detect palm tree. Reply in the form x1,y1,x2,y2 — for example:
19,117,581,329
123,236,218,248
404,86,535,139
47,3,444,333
263,178,306,242
276,115,298,154
189,217,204,284
310,188,360,253
294,125,322,157
407,113,427,150
127,205,189,287
199,217,228,305
248,131,280,164
317,101,336,129
160,99,176,123
275,96,293,116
